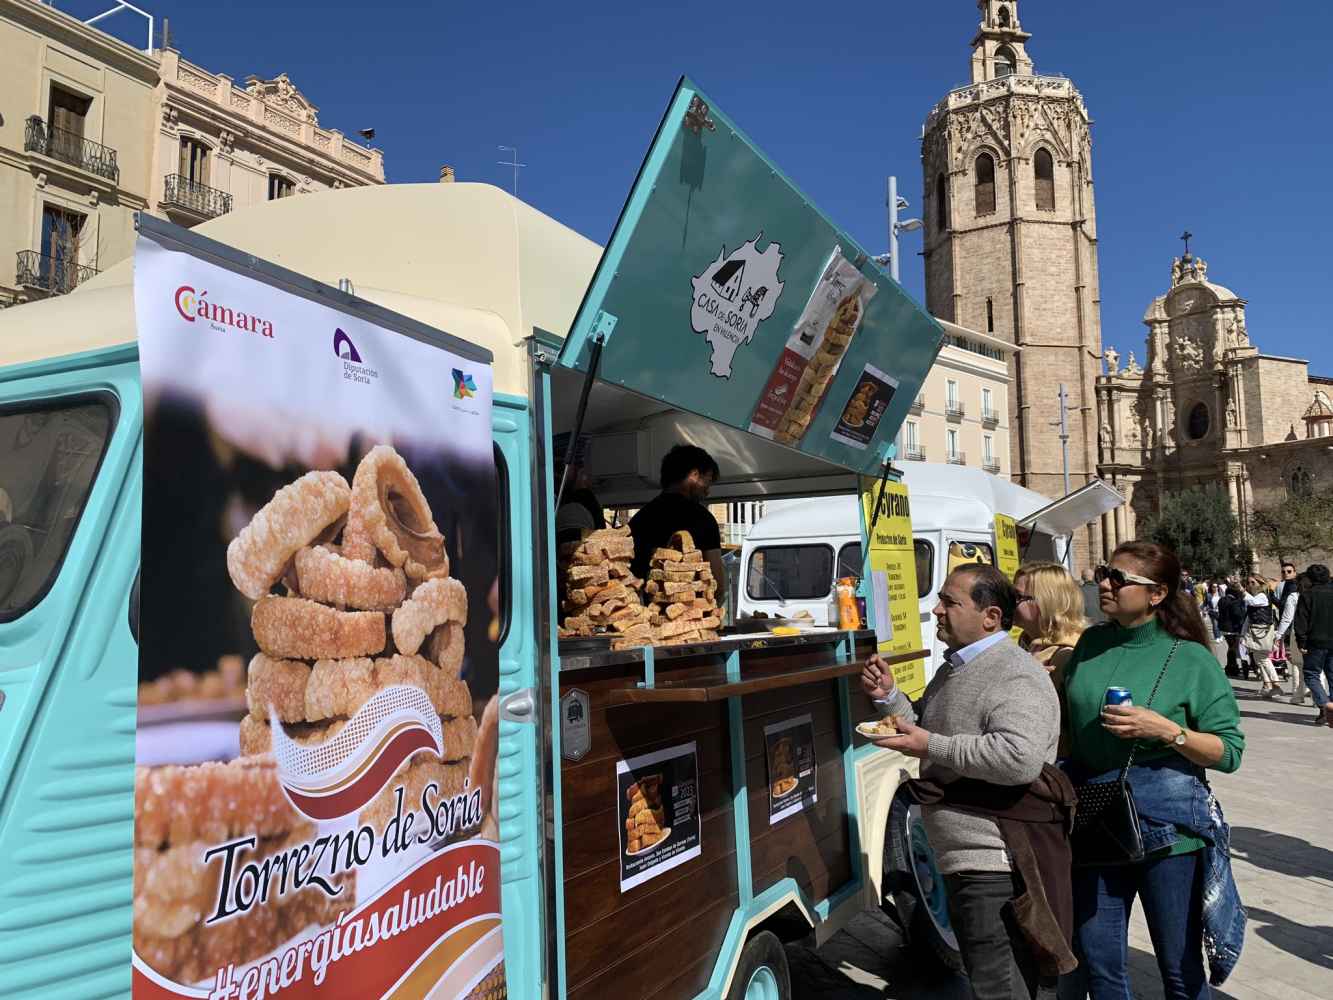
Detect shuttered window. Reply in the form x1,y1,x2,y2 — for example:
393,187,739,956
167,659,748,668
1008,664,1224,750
179,139,210,185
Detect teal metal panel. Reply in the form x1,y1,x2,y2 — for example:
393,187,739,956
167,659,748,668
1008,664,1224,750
492,394,544,997
0,348,143,999
559,77,943,477
724,649,752,908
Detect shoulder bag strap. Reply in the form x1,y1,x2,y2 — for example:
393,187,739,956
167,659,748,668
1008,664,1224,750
1117,638,1182,780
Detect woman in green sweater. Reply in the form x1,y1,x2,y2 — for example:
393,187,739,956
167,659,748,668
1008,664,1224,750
1064,542,1244,1000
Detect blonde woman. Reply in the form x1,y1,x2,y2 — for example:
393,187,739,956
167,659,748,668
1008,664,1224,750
1014,561,1090,680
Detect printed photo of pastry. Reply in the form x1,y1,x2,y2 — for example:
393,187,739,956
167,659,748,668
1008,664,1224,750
769,737,799,799
624,774,669,855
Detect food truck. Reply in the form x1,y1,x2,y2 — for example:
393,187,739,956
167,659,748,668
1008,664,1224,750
0,80,959,1000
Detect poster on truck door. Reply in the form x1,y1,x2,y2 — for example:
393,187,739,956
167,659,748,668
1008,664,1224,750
131,234,507,1000
860,480,926,699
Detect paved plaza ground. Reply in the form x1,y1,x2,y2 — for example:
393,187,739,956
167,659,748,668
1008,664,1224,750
789,676,1333,999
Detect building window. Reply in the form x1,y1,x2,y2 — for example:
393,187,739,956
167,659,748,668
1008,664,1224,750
982,386,993,414
180,138,210,185
975,152,997,215
986,297,995,333
998,5,1011,28
905,421,918,453
268,174,294,200
41,203,86,276
946,429,959,459
1290,467,1314,497
995,45,1017,77
46,85,92,163
946,379,959,409
935,173,949,232
1186,402,1210,440
983,435,994,463
1034,148,1055,211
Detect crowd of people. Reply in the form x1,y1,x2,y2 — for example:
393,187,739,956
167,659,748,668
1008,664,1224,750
858,541,1333,1000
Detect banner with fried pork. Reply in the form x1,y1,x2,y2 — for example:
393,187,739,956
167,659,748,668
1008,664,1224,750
132,235,506,1000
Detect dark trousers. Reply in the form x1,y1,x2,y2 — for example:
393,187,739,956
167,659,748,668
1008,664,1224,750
1222,635,1243,676
1072,851,1209,1000
944,871,1039,1000
1301,646,1333,708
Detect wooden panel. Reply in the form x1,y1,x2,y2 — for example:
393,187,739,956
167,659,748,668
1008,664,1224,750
567,894,738,1000
752,825,853,901
742,698,840,761
565,852,739,988
604,659,862,705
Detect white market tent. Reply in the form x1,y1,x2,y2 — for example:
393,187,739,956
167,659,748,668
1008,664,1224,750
0,183,603,398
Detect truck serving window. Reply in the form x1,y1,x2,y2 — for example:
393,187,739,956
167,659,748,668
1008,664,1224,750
747,544,834,601
0,397,114,621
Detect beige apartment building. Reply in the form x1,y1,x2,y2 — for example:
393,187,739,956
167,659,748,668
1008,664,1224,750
897,319,1017,478
0,0,384,308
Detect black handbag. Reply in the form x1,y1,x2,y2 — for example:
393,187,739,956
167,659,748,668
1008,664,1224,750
1071,639,1181,866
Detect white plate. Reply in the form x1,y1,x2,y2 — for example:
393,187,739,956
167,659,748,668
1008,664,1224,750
855,721,899,739
625,827,672,857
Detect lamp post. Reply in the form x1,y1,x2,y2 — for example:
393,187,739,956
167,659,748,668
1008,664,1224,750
873,176,923,282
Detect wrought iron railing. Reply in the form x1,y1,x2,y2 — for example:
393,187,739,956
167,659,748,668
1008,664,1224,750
909,395,925,414
24,116,119,182
162,173,233,219
981,407,1000,426
946,401,966,420
983,459,1001,474
905,447,926,462
16,250,99,295
947,451,967,466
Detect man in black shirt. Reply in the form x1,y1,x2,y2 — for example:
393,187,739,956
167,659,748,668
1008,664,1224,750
630,445,725,589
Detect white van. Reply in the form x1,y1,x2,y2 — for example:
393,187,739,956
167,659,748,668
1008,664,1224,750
739,464,1121,680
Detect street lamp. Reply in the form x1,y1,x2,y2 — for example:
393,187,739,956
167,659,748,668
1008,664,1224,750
874,176,924,282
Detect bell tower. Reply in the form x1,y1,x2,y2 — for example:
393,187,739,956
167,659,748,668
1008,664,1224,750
921,2,1104,564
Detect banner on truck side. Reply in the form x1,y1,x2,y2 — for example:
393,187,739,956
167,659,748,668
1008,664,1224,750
861,480,926,699
131,235,507,1000
994,514,1020,579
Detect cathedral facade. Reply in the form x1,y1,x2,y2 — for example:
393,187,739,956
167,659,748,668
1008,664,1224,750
921,1,1103,563
1096,252,1333,569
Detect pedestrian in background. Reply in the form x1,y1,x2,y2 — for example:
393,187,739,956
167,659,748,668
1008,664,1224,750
1217,583,1248,678
1274,573,1307,705
1203,582,1222,642
1274,562,1299,608
1294,564,1333,728
1063,541,1246,1000
1244,576,1281,698
1080,568,1105,625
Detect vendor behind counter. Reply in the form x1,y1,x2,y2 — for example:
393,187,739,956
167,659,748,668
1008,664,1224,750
629,445,726,593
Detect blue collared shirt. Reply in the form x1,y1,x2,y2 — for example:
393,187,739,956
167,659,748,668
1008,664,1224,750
947,630,1010,668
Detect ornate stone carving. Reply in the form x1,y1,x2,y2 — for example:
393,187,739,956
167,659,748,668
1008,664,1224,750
1099,422,1113,448
1225,321,1250,349
1174,336,1204,371
1104,347,1120,375
178,65,218,97
217,129,237,154
1226,398,1239,428
1125,352,1143,376
245,73,320,125
161,105,179,129
1171,257,1182,286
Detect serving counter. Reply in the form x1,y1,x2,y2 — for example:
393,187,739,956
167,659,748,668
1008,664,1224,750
553,628,924,1000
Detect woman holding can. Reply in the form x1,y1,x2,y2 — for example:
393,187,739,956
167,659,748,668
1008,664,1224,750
1062,542,1245,999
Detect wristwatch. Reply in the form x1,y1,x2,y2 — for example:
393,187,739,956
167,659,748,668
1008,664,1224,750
1168,726,1187,748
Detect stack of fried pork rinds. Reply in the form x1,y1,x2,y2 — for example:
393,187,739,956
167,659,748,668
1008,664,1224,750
133,757,347,982
642,530,721,646
557,526,655,647
228,445,478,832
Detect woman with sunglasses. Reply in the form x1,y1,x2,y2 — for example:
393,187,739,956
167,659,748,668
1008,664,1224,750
1062,542,1245,1000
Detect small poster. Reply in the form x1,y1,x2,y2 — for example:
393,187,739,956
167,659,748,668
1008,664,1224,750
764,715,817,825
616,742,702,892
861,480,926,699
830,363,898,450
994,513,1020,579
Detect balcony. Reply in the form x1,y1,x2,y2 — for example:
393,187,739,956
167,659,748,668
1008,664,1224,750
947,451,967,466
983,459,1001,475
24,117,119,183
981,407,1000,428
16,250,99,295
162,173,233,221
945,400,966,422
909,394,925,415
904,446,926,462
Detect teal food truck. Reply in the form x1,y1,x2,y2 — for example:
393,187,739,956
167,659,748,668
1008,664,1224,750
0,80,949,1000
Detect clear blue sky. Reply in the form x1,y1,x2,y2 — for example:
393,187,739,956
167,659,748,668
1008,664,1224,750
89,0,1331,374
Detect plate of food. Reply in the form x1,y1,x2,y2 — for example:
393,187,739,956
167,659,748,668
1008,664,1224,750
855,717,900,740
771,776,800,798
625,828,671,856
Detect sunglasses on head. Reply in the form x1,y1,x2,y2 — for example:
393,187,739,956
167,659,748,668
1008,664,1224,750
1094,565,1159,589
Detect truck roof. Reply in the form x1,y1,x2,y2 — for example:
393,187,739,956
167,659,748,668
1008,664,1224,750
0,183,602,398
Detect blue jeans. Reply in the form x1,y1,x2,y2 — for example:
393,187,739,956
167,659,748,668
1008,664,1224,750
1073,851,1209,1000
1302,646,1333,707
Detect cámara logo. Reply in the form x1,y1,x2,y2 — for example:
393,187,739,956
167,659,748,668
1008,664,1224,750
173,285,275,338
333,328,362,362
452,369,477,400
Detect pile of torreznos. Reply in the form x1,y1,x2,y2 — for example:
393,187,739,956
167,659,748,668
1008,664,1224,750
559,527,721,650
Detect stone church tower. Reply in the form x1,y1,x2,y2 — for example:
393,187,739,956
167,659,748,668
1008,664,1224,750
922,1,1104,559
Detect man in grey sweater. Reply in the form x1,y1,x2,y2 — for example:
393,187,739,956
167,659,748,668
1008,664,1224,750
863,563,1060,1000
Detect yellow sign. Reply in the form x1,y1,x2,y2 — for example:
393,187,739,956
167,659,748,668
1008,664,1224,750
861,479,926,699
994,513,1020,579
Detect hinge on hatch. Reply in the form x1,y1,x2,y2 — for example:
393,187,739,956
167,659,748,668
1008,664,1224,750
683,95,716,135
590,309,618,344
